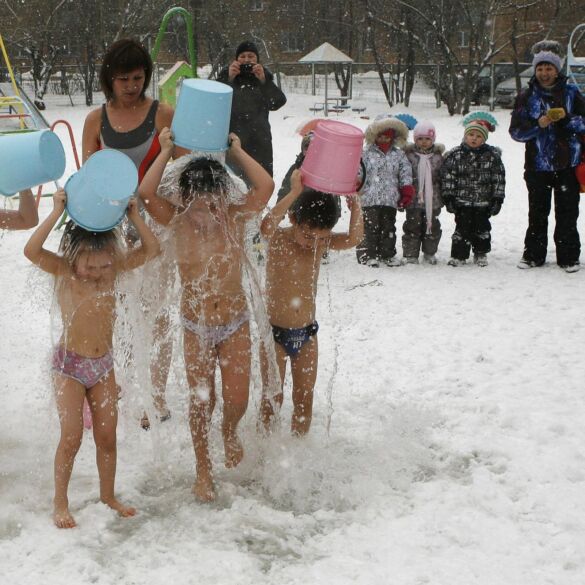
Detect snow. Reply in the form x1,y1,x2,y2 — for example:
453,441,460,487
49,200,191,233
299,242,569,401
1,90,585,585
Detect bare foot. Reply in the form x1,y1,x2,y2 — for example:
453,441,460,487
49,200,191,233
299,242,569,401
224,431,244,468
140,413,151,431
53,503,77,529
101,497,137,518
192,472,215,502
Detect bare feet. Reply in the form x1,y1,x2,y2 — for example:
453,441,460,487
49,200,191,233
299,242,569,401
224,431,244,468
101,497,137,518
53,503,77,529
192,470,215,502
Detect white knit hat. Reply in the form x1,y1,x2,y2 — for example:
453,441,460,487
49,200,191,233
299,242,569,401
531,40,564,72
413,120,436,142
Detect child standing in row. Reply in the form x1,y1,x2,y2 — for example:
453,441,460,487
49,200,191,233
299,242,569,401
402,121,444,264
357,115,414,267
24,192,160,528
441,114,506,267
260,171,363,435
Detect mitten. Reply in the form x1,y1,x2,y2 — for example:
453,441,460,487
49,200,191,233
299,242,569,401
489,199,502,216
398,185,415,209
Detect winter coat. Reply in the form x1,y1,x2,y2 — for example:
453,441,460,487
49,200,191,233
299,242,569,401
509,75,585,172
403,143,445,210
361,144,413,208
441,143,505,208
217,66,287,175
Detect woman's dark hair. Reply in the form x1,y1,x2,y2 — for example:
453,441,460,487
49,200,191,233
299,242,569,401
290,189,340,230
59,221,121,266
178,157,231,205
100,39,153,101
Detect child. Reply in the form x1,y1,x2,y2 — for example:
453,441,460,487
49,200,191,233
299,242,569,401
0,189,38,230
357,115,414,267
441,114,506,267
23,191,160,529
138,128,274,502
402,121,445,264
259,171,363,435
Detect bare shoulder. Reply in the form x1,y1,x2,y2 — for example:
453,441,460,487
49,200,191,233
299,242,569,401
156,102,175,128
84,107,102,126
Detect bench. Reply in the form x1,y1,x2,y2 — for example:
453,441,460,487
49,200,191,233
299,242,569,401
351,107,367,114
309,103,324,114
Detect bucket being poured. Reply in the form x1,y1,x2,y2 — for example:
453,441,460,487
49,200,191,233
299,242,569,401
0,130,66,196
65,149,138,232
171,79,233,152
301,120,365,195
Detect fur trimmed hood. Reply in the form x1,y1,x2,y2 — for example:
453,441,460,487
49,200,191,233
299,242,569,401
365,115,409,147
404,142,445,155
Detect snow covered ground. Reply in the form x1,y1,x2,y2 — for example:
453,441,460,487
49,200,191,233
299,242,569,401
1,89,585,585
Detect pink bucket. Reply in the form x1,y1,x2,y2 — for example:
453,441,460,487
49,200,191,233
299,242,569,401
301,120,364,195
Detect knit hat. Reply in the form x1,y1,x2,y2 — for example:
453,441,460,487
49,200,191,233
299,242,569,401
235,40,260,60
531,40,564,72
365,114,409,147
413,120,436,142
462,111,497,143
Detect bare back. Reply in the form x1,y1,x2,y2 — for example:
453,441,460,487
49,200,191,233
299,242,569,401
265,228,324,328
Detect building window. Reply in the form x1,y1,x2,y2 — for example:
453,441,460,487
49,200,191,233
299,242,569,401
281,32,304,53
249,0,264,10
458,31,469,48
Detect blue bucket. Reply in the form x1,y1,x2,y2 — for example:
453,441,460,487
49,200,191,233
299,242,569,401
65,150,138,232
171,79,233,152
0,130,66,196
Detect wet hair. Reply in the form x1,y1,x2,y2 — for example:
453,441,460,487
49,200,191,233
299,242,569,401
100,38,153,101
290,189,340,230
59,221,121,267
178,157,231,205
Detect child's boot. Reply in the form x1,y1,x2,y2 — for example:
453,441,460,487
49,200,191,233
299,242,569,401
423,253,437,265
474,253,488,267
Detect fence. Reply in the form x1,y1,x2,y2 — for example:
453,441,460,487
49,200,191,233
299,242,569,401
1,61,533,110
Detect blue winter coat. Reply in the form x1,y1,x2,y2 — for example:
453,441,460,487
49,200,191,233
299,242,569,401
509,75,585,172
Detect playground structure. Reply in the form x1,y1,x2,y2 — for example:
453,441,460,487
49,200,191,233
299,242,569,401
567,24,585,94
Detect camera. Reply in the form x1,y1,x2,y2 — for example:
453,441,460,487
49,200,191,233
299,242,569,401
239,63,254,76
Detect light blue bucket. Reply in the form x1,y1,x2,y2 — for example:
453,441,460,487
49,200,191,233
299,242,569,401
0,130,66,196
171,79,233,152
65,150,138,232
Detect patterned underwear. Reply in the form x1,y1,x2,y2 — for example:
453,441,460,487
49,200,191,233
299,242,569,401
272,322,319,358
181,311,250,347
52,346,114,389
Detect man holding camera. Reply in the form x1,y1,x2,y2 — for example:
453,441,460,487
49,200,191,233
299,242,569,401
218,40,287,180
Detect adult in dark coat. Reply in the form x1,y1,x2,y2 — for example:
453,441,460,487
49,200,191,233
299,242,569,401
510,40,585,272
217,41,287,178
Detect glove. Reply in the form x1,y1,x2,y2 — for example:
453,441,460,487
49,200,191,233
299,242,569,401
445,200,457,214
398,185,415,209
489,200,502,216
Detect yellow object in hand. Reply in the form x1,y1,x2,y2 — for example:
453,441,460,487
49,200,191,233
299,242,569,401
547,108,566,122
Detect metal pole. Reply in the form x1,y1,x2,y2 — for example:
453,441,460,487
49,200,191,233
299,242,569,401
349,62,353,99
489,62,495,112
324,64,328,116
312,63,316,96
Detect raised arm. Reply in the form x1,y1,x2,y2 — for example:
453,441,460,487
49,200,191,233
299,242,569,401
329,195,364,251
228,133,275,214
23,190,68,275
260,169,304,241
0,189,39,230
137,127,177,225
119,198,161,271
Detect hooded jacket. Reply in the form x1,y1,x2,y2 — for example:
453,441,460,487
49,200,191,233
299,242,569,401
441,143,506,207
217,66,287,175
361,116,412,207
509,74,585,172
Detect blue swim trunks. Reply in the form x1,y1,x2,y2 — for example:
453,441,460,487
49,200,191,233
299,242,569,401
272,322,319,358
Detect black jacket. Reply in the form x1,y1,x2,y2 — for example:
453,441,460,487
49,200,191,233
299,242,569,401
217,66,286,176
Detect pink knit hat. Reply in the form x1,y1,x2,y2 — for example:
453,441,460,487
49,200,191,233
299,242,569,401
413,120,436,142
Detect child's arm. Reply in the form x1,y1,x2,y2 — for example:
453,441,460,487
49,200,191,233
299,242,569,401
0,189,39,230
118,198,161,271
137,127,177,225
228,134,275,214
23,190,68,275
329,195,364,251
260,169,303,241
